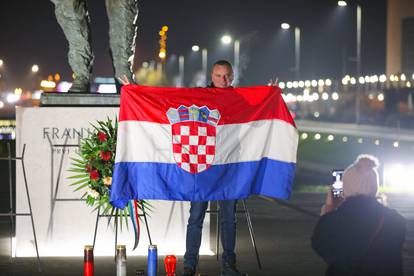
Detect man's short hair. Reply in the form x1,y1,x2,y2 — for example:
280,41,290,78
213,60,233,69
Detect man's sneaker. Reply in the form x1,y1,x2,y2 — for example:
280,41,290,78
221,262,243,276
181,266,196,276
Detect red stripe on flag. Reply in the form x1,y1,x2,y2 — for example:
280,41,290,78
119,85,295,127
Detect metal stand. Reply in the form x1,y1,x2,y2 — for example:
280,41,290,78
0,143,41,272
45,134,83,235
92,203,153,257
207,199,262,269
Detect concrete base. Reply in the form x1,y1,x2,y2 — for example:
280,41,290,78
40,92,120,107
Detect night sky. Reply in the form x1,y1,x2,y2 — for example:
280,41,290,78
0,0,386,89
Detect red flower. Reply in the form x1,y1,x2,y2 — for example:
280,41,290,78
100,150,111,161
90,170,99,180
97,132,107,142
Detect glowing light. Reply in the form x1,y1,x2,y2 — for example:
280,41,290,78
342,136,348,142
368,93,374,100
379,74,387,82
358,77,365,84
322,92,329,100
312,92,319,101
325,79,332,86
0,101,4,108
384,163,414,191
56,81,72,92
407,82,411,88
350,77,356,85
32,90,43,100
281,23,290,29
7,93,20,103
192,45,200,52
97,84,117,93
54,73,61,82
374,139,380,146
327,135,334,141
304,80,311,87
357,138,363,144
314,133,321,140
298,81,304,88
40,80,56,89
162,26,169,32
393,141,399,148
370,75,378,83
364,76,370,83
292,81,298,88
221,35,232,44
142,62,149,68
31,64,39,73
314,112,320,118
338,1,347,7
318,79,324,86
301,133,308,140
311,80,318,87
279,82,285,89
296,95,303,102
0,59,3,67
332,92,339,101
377,93,384,101
390,74,395,82
401,74,406,81
287,81,293,89
14,88,23,95
159,52,166,59
342,78,348,85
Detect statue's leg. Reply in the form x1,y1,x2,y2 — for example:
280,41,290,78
105,0,138,87
51,0,94,92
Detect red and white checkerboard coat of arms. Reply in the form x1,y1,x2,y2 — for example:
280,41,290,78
166,105,221,174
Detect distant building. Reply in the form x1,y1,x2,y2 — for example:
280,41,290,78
386,0,414,75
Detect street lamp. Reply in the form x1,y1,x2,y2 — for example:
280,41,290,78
31,64,39,73
338,1,361,78
337,1,347,7
220,35,240,85
338,1,362,123
281,23,301,80
192,45,208,84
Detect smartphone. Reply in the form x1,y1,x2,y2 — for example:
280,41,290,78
331,169,344,197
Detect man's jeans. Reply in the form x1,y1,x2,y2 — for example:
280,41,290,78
184,200,237,269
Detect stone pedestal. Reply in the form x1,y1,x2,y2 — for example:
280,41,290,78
40,92,120,106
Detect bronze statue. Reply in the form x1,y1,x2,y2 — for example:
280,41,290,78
50,0,138,92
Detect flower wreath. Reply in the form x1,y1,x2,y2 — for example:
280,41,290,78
68,118,147,250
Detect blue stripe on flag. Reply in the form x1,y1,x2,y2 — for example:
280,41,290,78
110,158,295,208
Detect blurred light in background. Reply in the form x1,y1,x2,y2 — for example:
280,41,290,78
384,163,414,191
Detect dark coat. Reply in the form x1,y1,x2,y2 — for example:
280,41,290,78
312,196,406,276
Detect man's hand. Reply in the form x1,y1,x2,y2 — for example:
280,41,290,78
267,77,278,86
118,75,131,85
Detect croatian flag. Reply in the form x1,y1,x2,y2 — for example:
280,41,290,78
110,85,298,208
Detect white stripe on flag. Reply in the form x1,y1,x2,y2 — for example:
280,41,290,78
115,120,298,164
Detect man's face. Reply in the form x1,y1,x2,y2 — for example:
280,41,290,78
211,65,234,88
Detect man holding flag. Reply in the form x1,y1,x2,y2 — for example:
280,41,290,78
113,59,297,276
182,60,242,276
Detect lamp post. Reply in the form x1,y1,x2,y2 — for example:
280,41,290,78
338,1,362,123
192,45,208,85
221,35,240,85
281,23,301,80
178,55,184,87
